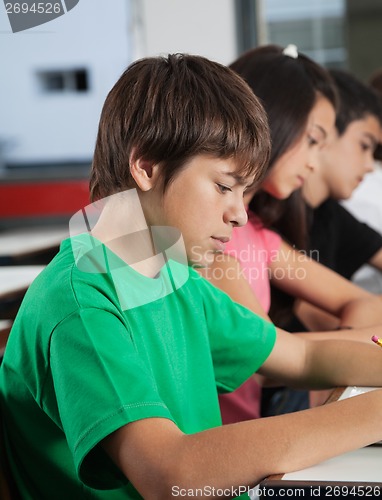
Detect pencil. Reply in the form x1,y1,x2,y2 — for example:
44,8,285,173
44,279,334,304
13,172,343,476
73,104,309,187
371,335,382,348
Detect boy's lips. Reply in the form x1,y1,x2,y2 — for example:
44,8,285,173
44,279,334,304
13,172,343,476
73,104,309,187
296,175,306,186
211,236,230,252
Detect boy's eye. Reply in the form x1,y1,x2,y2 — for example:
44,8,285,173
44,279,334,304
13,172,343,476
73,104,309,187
216,184,232,194
308,135,319,146
361,142,372,152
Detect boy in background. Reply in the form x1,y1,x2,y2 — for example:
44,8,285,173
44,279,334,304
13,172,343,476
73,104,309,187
342,68,382,294
296,69,382,331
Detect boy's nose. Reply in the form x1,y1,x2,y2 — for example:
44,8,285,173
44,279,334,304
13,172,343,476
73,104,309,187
365,155,375,174
226,200,248,227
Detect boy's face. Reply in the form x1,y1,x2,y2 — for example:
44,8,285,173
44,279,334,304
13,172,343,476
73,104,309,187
145,155,254,267
318,114,381,200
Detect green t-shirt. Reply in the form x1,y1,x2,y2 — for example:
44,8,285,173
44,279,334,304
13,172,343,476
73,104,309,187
0,234,276,499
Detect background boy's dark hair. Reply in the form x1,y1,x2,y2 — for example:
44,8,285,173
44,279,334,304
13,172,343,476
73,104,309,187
90,53,270,202
369,68,382,161
369,68,382,97
330,69,382,136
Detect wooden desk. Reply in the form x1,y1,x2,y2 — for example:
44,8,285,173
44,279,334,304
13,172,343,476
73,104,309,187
0,266,45,319
259,387,382,498
0,226,68,265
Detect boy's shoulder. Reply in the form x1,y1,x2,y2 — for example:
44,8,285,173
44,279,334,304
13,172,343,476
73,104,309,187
20,235,121,323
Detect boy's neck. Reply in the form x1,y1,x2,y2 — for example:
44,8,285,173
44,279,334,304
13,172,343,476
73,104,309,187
302,171,330,208
90,190,163,278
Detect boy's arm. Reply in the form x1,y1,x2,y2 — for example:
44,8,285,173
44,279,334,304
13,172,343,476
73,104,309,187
101,328,382,498
102,389,382,499
270,240,382,330
369,247,382,270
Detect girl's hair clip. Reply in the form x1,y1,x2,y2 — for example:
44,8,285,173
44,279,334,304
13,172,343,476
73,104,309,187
282,44,298,59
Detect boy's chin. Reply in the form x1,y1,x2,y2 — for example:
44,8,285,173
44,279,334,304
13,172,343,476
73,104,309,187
341,189,354,200
188,253,215,269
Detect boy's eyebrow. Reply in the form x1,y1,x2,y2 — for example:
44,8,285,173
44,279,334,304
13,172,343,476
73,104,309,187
312,124,328,138
222,171,253,186
363,132,378,148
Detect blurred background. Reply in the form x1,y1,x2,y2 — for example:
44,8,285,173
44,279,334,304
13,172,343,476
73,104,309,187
0,0,381,228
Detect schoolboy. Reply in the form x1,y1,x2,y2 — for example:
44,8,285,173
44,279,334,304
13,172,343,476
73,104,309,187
1,54,382,500
294,69,382,331
342,68,382,294
302,69,382,281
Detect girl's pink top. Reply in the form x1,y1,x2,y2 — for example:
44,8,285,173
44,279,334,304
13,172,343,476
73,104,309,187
218,212,281,423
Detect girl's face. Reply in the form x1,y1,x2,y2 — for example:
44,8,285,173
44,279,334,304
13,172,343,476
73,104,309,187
261,96,335,199
317,114,381,200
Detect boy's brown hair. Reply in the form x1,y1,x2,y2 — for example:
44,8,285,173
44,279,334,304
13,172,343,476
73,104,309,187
89,53,270,201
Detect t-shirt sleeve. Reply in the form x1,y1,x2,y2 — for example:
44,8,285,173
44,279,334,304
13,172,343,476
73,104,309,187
333,202,382,278
196,274,276,393
49,308,174,490
310,200,382,278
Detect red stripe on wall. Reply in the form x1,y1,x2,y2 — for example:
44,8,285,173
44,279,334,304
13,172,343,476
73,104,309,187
0,181,90,217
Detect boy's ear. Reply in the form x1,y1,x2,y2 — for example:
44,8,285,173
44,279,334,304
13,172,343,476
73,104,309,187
129,155,161,191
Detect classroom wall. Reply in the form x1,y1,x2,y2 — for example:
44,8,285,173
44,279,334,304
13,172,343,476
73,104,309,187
140,0,237,65
0,0,132,166
0,0,238,168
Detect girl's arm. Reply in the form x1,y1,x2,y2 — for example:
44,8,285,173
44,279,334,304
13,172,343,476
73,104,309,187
205,251,382,342
294,300,339,331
